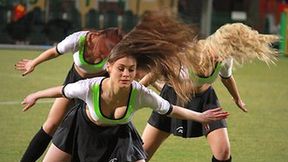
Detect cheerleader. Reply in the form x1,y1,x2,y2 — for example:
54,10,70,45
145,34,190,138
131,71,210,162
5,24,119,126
15,27,124,162
20,48,229,162
142,22,279,162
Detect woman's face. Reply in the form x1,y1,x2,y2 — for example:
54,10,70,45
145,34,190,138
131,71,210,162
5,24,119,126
107,56,137,89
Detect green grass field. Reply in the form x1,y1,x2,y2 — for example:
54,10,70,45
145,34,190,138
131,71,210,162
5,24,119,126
0,49,288,162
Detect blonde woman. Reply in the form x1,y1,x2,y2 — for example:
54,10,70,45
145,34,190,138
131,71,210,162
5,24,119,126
142,22,278,162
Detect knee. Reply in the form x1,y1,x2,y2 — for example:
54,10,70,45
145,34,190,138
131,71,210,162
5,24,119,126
213,145,231,161
208,129,231,160
43,121,59,135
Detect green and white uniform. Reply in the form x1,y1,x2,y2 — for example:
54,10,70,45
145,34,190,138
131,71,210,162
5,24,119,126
62,77,172,125
179,58,233,86
53,77,172,161
148,58,233,138
57,31,107,74
191,58,233,85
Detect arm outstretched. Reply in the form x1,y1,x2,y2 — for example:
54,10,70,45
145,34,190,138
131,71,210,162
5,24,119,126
168,106,229,123
15,47,60,76
221,76,247,112
21,86,64,111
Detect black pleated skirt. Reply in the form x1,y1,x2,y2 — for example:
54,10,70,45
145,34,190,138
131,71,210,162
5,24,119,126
52,103,147,162
148,84,227,138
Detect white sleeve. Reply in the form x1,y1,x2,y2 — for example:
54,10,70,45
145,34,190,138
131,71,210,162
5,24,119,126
62,79,91,101
138,85,172,115
56,31,88,54
219,58,233,78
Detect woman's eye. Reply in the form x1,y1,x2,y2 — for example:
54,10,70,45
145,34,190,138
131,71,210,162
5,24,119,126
118,67,124,71
129,69,135,72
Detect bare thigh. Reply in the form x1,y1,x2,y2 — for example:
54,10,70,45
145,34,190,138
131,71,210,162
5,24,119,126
207,128,231,160
142,123,170,161
43,97,72,135
43,143,71,162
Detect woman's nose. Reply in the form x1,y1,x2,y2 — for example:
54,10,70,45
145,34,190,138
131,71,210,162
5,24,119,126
122,69,129,76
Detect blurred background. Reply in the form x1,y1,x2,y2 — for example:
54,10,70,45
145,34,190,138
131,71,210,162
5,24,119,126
0,0,287,55
0,1,288,161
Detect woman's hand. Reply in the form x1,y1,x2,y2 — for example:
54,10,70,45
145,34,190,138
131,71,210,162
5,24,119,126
15,59,35,76
233,98,248,112
21,93,37,111
200,108,229,123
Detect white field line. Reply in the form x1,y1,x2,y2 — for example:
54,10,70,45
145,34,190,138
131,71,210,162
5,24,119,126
0,99,54,105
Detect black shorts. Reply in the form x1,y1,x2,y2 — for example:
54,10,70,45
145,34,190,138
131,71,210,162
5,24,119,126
63,64,109,85
63,64,84,85
148,84,227,138
52,103,147,162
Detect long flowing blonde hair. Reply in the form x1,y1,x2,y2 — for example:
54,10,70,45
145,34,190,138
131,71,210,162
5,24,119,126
186,23,279,76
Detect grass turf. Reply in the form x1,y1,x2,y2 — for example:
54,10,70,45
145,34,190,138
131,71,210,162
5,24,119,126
0,49,287,162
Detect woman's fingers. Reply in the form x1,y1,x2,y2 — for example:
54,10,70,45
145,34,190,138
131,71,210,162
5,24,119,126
15,59,33,76
214,112,229,119
22,105,30,112
21,100,31,112
210,107,222,112
15,60,27,70
15,59,29,67
209,108,229,120
240,107,248,112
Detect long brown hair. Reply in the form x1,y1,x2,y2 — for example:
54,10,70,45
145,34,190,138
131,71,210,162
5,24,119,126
109,10,198,102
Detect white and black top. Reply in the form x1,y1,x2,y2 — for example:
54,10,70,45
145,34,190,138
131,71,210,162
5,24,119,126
62,77,172,125
182,58,233,86
56,31,107,74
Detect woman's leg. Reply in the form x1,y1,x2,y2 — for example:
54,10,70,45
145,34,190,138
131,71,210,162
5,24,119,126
142,123,170,161
43,98,71,134
207,128,231,162
21,98,71,162
43,143,71,162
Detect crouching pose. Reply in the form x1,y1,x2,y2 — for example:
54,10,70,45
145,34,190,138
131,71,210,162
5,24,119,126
20,12,229,161
15,27,124,162
142,17,279,162
21,50,229,162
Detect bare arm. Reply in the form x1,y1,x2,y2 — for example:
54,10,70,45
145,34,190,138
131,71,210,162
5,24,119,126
168,106,229,123
139,73,164,91
139,72,156,86
150,81,164,92
21,86,64,112
221,76,247,112
15,47,60,76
